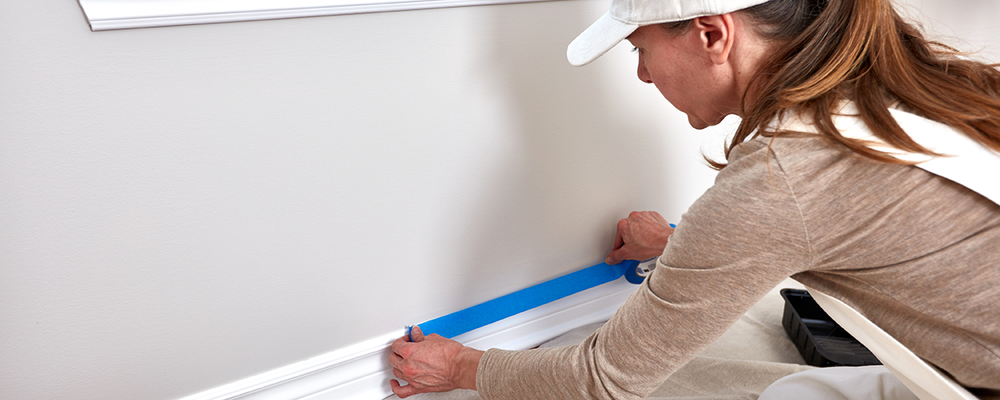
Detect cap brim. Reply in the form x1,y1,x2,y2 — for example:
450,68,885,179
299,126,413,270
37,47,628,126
567,12,639,67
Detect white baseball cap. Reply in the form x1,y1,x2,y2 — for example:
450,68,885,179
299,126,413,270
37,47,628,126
567,0,770,66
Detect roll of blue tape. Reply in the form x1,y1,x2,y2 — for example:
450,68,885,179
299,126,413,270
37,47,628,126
625,257,662,284
413,223,676,340
622,224,675,285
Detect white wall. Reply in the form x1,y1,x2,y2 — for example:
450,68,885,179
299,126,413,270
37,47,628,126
896,0,1000,63
2,0,996,399
0,1,720,399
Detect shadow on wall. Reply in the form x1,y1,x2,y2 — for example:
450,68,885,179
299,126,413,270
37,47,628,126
448,3,678,308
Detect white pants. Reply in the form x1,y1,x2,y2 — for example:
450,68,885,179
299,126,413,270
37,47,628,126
759,366,919,400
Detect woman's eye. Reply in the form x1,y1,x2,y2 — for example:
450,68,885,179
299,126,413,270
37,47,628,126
631,47,639,53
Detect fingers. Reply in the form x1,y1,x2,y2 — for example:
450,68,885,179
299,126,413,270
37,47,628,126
614,218,627,250
389,346,418,398
608,211,674,264
606,248,626,265
630,210,665,222
410,325,425,342
391,379,419,398
607,218,628,264
389,348,419,397
388,327,430,373
389,351,403,369
391,336,411,359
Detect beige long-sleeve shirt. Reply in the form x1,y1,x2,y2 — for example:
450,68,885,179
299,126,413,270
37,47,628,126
476,135,1000,399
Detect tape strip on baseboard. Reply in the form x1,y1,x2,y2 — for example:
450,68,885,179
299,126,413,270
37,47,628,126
413,259,639,339
413,223,674,339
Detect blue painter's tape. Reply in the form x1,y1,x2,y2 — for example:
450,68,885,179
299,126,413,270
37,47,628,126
414,223,678,340
415,259,639,339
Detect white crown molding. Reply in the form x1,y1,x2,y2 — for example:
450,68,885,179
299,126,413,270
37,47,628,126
76,0,553,31
178,277,637,400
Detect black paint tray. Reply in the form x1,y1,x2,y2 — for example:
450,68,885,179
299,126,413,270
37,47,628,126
780,288,882,367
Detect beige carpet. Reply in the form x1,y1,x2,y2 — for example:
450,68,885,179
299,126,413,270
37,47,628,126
384,279,813,400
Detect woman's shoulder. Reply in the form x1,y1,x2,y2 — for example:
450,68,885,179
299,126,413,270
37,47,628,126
727,135,850,174
725,134,999,225
722,135,938,204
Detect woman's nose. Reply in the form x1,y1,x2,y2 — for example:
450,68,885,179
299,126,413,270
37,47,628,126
637,57,653,84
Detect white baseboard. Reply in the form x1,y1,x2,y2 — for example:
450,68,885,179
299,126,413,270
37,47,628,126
178,277,637,400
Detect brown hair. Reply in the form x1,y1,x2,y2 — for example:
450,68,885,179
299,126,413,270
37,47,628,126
681,0,1000,169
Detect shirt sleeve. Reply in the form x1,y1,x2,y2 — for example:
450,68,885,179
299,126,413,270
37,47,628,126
476,141,814,400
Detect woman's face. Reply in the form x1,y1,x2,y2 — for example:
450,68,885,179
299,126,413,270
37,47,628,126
627,24,741,130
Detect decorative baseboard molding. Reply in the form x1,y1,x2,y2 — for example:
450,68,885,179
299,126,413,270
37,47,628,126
76,0,554,31
179,277,637,400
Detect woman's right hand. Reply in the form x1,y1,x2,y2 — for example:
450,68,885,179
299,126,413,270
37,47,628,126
605,211,674,265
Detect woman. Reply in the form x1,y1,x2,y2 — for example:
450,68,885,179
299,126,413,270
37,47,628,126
389,0,1000,398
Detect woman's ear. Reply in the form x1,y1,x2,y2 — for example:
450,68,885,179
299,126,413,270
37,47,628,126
692,14,735,65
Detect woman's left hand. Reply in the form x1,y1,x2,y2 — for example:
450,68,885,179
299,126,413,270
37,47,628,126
389,326,484,398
